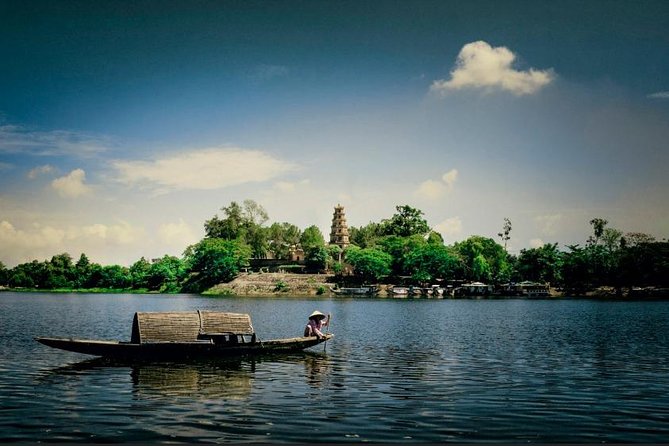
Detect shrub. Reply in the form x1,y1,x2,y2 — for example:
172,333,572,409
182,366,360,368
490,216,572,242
274,280,289,292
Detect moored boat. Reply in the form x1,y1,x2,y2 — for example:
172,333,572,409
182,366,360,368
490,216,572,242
36,310,333,360
330,285,378,296
388,286,410,297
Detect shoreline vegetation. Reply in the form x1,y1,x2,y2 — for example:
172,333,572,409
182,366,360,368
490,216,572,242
2,275,668,298
1,200,668,298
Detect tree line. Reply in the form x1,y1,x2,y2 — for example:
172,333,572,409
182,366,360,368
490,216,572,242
1,200,667,294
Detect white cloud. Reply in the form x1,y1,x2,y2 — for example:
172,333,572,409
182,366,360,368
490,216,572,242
0,220,144,266
431,41,554,96
51,168,92,198
27,164,54,179
535,214,562,236
647,91,669,99
274,179,311,193
416,169,459,199
0,124,110,156
157,219,198,249
416,179,445,200
113,147,298,193
442,169,458,189
529,238,545,248
435,216,462,239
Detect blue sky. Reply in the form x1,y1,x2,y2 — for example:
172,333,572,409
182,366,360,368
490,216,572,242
1,0,668,266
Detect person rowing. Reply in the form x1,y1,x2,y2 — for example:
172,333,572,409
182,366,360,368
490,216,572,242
304,310,330,339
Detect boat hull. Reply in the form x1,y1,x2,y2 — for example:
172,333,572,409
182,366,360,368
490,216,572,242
36,334,333,360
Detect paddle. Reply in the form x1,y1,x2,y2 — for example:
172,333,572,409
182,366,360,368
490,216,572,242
323,313,332,352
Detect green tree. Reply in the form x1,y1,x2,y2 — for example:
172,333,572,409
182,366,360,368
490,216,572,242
300,225,325,251
12,260,50,289
205,201,245,240
146,255,187,292
73,253,92,288
267,222,301,259
305,246,328,272
377,234,426,277
561,244,592,293
84,263,104,288
345,246,392,282
183,238,252,292
516,243,562,284
44,253,75,288
588,218,608,246
349,222,384,248
381,205,430,237
404,243,464,283
0,261,7,285
326,244,343,265
98,265,132,289
426,231,444,246
129,257,151,289
454,236,510,283
8,268,34,288
497,218,512,252
204,200,269,258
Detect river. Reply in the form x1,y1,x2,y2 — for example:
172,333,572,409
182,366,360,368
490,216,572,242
1,292,668,443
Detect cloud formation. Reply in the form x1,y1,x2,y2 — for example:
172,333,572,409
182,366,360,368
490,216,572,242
0,125,110,156
442,169,458,188
434,216,462,239
51,169,92,198
27,164,54,179
157,219,198,248
647,91,669,99
0,220,144,266
113,147,298,193
431,41,554,96
416,168,459,199
274,179,311,193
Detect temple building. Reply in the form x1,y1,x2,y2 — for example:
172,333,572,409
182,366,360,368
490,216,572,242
329,204,350,250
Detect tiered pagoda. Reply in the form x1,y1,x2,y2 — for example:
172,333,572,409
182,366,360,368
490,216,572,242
329,204,350,250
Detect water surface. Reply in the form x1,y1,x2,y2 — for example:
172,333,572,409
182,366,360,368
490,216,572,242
1,292,668,442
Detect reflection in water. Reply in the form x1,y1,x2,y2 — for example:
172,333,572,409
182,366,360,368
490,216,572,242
6,295,669,443
303,352,332,389
40,352,335,401
131,361,253,400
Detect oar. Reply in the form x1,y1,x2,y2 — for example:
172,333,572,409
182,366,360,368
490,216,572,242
323,313,332,353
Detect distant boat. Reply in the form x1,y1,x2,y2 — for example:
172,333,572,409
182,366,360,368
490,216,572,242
330,286,378,296
36,311,332,360
430,285,445,298
388,286,410,297
455,282,493,297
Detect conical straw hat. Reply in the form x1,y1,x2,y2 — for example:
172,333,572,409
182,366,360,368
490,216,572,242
309,310,326,320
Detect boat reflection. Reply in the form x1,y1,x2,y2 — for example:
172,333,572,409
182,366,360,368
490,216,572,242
303,352,333,389
130,360,254,400
40,352,333,400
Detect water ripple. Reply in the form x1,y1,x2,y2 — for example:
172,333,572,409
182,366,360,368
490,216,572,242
2,294,669,442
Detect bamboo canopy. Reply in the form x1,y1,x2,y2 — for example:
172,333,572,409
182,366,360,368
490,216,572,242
131,311,254,344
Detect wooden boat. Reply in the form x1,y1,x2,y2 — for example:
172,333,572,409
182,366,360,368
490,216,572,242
36,310,333,360
388,286,410,297
330,286,378,296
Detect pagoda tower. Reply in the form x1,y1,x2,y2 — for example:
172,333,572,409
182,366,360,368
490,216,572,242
329,204,350,250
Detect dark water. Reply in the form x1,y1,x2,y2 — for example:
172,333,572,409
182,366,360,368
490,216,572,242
1,293,669,443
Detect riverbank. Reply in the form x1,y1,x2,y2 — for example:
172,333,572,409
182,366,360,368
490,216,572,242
2,278,667,298
205,272,334,296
